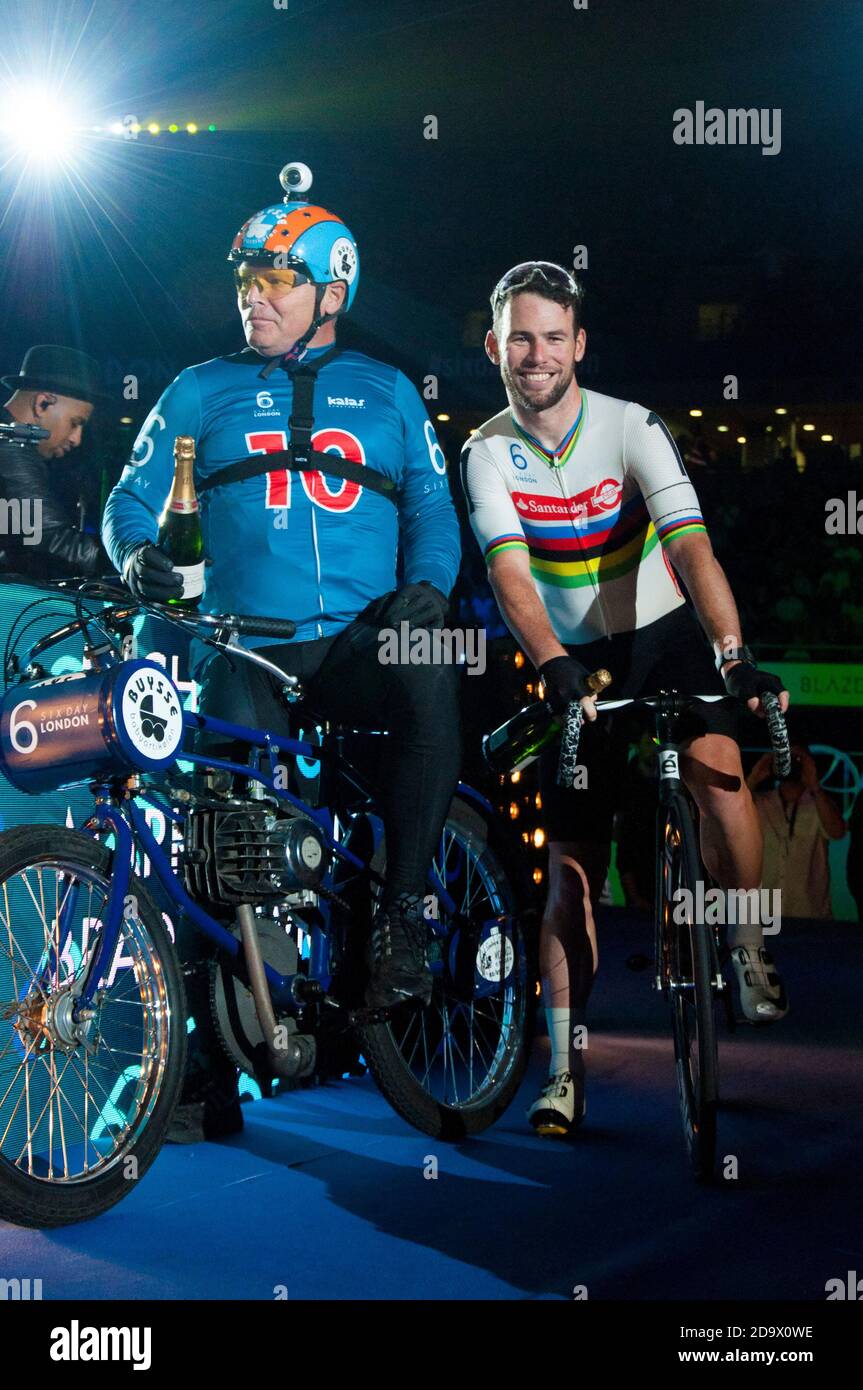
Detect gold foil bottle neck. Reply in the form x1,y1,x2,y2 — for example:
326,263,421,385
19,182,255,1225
174,435,196,461
587,668,612,694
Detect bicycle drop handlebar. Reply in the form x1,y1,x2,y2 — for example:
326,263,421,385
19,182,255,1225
556,686,791,788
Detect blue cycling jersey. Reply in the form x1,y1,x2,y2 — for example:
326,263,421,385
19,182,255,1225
102,345,461,645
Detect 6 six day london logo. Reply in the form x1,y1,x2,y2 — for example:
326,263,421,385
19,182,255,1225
509,443,536,481
254,390,280,418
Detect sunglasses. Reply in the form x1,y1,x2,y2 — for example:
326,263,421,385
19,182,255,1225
491,261,582,311
233,265,314,300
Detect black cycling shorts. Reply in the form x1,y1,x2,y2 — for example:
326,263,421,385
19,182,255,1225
538,604,738,845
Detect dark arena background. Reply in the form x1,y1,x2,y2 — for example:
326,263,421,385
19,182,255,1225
0,0,860,1358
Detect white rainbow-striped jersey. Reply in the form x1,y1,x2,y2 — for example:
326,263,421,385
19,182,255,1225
459,389,707,646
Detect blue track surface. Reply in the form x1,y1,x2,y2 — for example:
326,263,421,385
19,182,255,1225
2,911,860,1300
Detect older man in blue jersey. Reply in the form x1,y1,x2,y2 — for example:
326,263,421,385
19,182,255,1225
103,165,461,1135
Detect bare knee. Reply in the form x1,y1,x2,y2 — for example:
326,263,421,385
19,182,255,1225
681,735,752,827
546,839,608,907
542,840,605,962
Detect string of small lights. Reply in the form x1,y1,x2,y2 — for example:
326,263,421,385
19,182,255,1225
494,646,547,887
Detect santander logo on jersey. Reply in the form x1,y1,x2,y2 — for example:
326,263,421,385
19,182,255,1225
592,478,622,511
512,477,622,525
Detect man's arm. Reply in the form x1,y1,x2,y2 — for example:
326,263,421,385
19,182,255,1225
487,548,567,668
624,402,789,715
460,435,562,662
394,372,461,597
460,439,599,716
102,369,202,578
746,752,774,791
663,530,789,714
664,528,743,659
0,447,106,577
799,751,847,839
811,786,847,840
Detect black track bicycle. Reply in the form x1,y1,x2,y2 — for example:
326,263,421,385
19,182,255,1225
557,687,790,1181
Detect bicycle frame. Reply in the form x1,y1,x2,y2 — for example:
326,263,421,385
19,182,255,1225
646,693,725,995
65,702,465,1018
652,694,691,807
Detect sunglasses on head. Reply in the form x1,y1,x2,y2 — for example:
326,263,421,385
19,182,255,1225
491,261,581,312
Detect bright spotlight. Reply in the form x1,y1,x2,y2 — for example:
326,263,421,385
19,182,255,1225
0,82,80,165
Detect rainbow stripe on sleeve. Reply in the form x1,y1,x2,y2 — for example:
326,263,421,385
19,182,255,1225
654,514,707,546
485,534,530,562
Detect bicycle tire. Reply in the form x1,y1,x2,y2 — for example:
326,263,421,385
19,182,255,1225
0,826,187,1228
360,797,532,1140
657,795,718,1181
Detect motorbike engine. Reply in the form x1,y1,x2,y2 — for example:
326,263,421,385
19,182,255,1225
184,799,330,907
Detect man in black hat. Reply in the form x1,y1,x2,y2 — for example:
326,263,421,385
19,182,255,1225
0,344,108,579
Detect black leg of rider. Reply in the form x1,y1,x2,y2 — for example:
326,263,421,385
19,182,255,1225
305,603,463,908
304,603,462,1008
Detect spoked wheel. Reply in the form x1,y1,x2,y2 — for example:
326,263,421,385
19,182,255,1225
0,826,186,1228
361,798,531,1139
656,796,718,1181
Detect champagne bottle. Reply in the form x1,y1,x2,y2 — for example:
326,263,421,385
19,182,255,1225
158,436,204,608
482,668,612,776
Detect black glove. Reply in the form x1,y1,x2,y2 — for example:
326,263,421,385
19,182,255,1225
379,582,449,629
538,655,593,716
721,659,784,705
123,544,184,602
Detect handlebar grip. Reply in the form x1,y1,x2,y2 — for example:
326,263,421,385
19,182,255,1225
556,669,611,788
221,614,297,640
556,702,584,789
761,691,791,780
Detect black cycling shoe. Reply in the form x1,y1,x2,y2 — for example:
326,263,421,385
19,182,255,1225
166,1078,244,1144
365,892,433,1009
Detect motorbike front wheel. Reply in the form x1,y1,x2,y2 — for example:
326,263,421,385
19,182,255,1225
0,826,186,1228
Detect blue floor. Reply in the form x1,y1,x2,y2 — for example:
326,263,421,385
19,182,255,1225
3,911,860,1300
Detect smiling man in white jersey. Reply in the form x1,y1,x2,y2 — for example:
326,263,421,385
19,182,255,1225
460,263,790,1135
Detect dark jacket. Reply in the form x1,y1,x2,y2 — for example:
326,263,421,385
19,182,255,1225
0,406,106,580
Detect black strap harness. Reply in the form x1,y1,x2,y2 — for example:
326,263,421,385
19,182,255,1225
197,346,398,504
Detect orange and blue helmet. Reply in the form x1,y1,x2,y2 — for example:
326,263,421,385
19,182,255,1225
227,162,360,313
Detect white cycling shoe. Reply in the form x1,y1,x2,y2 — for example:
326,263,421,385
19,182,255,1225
731,946,789,1023
527,1069,586,1137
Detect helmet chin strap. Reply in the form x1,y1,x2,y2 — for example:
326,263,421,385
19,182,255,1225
279,284,336,368
258,284,341,378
